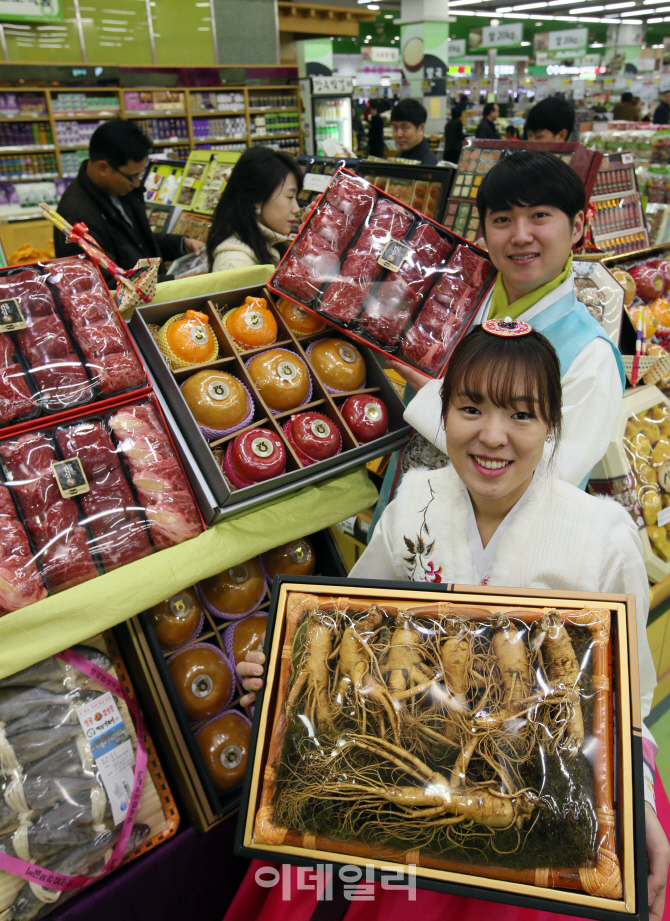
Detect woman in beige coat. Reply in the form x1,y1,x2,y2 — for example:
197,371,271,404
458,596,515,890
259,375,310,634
206,146,303,273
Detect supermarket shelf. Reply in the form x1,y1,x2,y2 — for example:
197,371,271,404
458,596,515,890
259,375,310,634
250,132,300,140
0,115,49,122
0,173,59,182
194,135,248,143
0,86,303,182
126,110,187,118
249,107,300,114
0,144,54,153
191,110,246,117
53,113,119,120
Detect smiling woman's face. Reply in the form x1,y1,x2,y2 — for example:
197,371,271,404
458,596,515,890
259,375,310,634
445,376,549,507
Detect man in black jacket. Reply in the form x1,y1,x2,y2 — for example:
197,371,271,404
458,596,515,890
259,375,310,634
653,91,670,125
55,119,203,282
475,103,500,139
390,99,437,165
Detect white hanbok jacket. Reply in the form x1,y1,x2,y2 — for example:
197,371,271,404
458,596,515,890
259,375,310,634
403,277,624,488
350,462,657,783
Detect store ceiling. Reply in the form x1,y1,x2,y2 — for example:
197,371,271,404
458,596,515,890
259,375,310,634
415,0,648,26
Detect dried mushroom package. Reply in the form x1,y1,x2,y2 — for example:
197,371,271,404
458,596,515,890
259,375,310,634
244,590,640,916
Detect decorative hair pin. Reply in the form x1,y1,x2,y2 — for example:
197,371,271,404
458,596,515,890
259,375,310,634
482,317,533,338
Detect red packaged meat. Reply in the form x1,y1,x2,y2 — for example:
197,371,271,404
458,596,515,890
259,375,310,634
349,225,393,258
56,419,152,571
46,257,147,397
359,300,411,347
0,334,35,427
326,175,377,223
293,231,340,278
0,267,93,413
340,252,383,288
376,275,421,315
430,274,478,319
409,223,452,268
108,403,202,549
274,257,323,305
319,281,368,324
369,200,413,239
311,204,356,254
0,431,98,593
400,298,463,372
446,244,494,290
0,484,47,614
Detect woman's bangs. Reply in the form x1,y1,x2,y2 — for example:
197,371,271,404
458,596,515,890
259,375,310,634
457,348,551,422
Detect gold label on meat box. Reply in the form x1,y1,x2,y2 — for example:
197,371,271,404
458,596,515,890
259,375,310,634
378,239,409,273
0,298,26,332
51,457,90,498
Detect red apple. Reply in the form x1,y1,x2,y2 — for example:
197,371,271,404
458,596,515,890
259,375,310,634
224,427,286,487
341,395,388,443
630,265,664,302
283,412,342,466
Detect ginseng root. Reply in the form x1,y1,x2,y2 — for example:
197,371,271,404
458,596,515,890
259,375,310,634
332,606,400,743
537,611,584,756
491,616,533,719
384,613,437,706
286,609,337,732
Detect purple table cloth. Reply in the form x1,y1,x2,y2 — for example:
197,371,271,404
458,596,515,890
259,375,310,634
49,814,249,921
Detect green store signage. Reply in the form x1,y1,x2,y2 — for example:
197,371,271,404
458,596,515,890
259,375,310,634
0,0,62,22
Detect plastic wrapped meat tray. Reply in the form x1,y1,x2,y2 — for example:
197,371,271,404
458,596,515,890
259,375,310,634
0,256,149,431
0,394,203,615
0,631,179,920
237,577,647,921
271,168,496,378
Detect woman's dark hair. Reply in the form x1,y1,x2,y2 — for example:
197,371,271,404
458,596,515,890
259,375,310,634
206,147,303,269
476,149,585,228
440,325,562,445
451,104,464,120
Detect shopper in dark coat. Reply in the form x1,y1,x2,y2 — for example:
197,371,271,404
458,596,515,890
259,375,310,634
613,91,639,121
55,119,202,282
475,102,500,139
443,104,466,164
367,100,386,158
390,98,437,164
653,91,670,125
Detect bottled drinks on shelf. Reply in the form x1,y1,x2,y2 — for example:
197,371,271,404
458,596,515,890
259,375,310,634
0,121,52,148
54,120,103,147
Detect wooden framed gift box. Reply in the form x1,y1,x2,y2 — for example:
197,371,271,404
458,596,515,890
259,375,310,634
236,577,647,921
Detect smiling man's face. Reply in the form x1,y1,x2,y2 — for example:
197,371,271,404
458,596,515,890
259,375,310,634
483,203,583,304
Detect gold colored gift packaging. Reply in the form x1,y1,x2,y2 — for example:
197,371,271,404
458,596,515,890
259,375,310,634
235,578,647,921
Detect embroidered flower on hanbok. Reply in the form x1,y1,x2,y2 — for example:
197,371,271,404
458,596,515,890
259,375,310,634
403,481,441,581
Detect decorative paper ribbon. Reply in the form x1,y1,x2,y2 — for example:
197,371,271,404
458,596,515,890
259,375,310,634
0,648,147,891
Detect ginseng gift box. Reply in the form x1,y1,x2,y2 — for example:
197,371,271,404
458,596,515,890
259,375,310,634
236,577,646,921
269,168,497,379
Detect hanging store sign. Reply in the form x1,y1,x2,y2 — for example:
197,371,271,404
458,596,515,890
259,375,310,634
548,28,588,53
481,23,522,48
448,39,466,57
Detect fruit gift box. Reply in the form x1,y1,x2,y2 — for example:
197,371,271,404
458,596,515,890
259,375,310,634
115,530,348,831
129,282,410,525
236,576,647,920
269,168,497,378
589,384,670,583
0,255,150,433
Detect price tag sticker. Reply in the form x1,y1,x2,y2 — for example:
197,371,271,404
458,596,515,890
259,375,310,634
622,153,634,165
303,173,331,193
182,176,195,188
378,239,410,273
658,505,670,528
0,299,26,332
77,691,136,826
51,457,90,498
